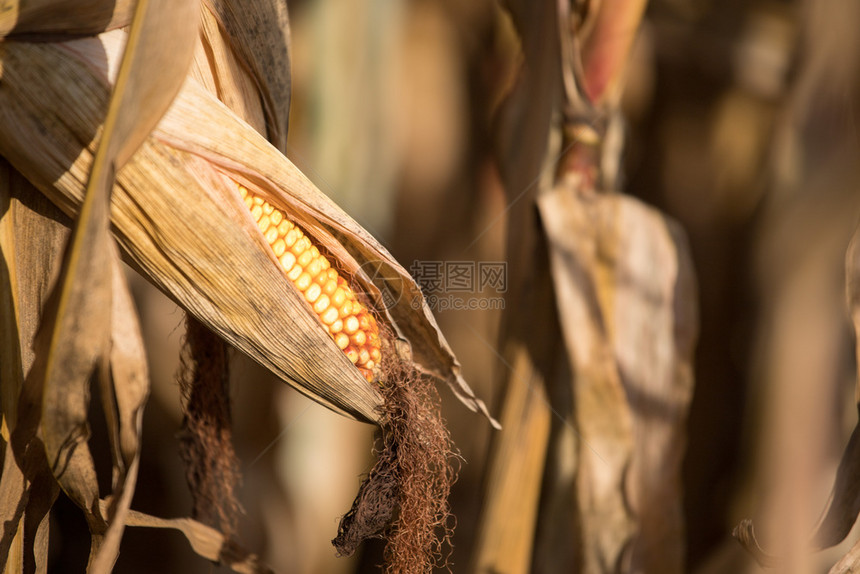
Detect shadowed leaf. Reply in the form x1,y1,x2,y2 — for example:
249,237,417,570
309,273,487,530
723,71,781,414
0,0,135,38
106,501,275,573
18,0,197,566
0,163,69,572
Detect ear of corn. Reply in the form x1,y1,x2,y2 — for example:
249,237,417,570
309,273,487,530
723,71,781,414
0,32,497,425
237,184,381,382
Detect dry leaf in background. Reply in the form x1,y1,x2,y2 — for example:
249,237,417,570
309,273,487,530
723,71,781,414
473,0,697,572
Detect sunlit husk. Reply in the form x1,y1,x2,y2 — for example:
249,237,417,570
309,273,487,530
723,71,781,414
0,30,495,425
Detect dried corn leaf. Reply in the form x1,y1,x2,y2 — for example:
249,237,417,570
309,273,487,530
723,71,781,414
9,1,197,568
191,7,266,137
538,185,697,573
99,500,274,573
89,261,149,573
538,186,636,571
0,163,68,572
0,0,135,38
196,0,291,151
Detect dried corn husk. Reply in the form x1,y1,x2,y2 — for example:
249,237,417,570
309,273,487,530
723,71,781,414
0,29,495,427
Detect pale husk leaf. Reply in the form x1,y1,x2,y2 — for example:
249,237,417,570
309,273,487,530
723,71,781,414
196,0,291,152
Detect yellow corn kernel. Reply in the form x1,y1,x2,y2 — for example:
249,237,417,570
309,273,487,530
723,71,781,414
320,306,339,325
322,278,338,295
264,226,279,245
344,346,359,364
343,316,359,334
279,252,296,272
313,293,329,314
279,222,294,241
295,272,313,292
331,287,346,307
258,215,271,232
287,265,303,282
297,249,314,268
292,236,311,255
306,257,325,279
357,348,370,366
305,283,322,304
351,330,367,347
335,333,350,350
238,183,380,380
272,239,286,257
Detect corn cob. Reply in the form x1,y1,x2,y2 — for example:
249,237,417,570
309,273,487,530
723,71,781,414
237,184,381,382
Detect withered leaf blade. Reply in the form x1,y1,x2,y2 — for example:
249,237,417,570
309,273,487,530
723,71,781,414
199,0,291,152
0,163,69,571
538,184,700,571
100,0,199,168
35,0,197,560
0,0,135,38
33,135,111,538
537,187,637,569
88,259,149,574
109,501,275,574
